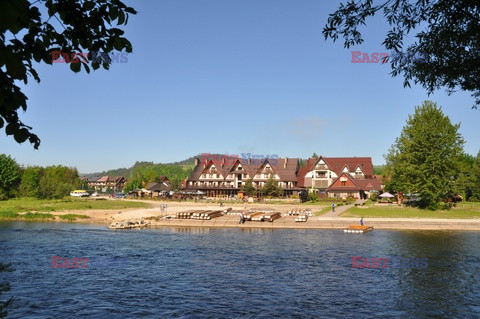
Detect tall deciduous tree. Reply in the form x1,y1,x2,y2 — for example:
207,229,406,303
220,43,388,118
37,166,80,199
471,151,480,201
323,0,480,108
1,0,137,148
0,154,21,199
385,101,464,209
19,166,44,197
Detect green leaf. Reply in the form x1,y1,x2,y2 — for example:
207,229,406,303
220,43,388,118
5,54,26,79
82,63,90,74
109,7,118,21
113,38,123,51
14,128,29,143
5,123,18,136
70,61,81,73
117,10,125,25
83,1,96,10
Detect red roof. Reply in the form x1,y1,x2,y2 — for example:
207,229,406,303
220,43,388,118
326,172,381,192
298,156,374,181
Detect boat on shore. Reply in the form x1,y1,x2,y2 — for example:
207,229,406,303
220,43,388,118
344,225,374,233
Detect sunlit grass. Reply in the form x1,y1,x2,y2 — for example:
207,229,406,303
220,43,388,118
0,209,20,220
57,214,90,221
21,212,55,220
340,202,480,219
0,197,150,214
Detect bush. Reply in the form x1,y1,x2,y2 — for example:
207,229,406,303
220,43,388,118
0,210,20,220
58,214,89,221
22,212,55,220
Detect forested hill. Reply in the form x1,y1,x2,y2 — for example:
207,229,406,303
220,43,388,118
81,157,197,179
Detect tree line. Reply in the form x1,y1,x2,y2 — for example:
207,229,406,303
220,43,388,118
123,163,193,193
0,154,81,200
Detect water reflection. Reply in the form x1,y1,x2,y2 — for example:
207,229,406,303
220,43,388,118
1,223,479,318
387,231,480,317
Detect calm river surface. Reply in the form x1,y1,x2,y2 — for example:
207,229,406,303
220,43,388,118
1,222,480,318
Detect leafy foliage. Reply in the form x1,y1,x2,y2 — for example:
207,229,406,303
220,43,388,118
373,165,386,176
323,0,480,108
37,166,81,199
0,0,137,148
385,101,464,209
261,174,284,197
242,179,257,197
0,154,21,200
471,151,480,201
308,191,319,203
122,162,192,192
18,166,43,197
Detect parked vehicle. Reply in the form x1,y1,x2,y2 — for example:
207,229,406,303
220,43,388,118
112,193,125,198
70,190,90,197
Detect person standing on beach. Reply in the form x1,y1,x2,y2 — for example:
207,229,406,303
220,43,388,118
239,212,244,224
332,203,335,212
220,200,223,207
360,217,364,226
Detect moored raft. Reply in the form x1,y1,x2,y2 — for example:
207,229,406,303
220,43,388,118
264,212,281,222
109,219,150,229
343,225,374,233
192,210,223,220
285,209,313,217
175,210,202,219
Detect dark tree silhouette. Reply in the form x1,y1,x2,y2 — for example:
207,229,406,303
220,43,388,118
0,0,137,148
323,0,480,108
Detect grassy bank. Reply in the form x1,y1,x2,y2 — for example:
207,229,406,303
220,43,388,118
0,210,90,222
0,197,151,214
340,202,480,219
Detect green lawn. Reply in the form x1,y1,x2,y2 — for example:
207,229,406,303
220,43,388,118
57,214,90,221
315,205,332,216
340,202,480,219
0,197,151,214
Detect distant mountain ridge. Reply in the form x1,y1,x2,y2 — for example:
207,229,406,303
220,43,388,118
81,156,197,179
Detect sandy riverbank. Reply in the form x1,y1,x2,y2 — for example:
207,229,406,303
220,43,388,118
49,200,480,231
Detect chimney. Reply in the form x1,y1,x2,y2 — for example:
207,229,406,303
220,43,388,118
284,157,287,168
194,158,199,166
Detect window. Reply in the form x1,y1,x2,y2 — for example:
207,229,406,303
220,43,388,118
341,181,346,186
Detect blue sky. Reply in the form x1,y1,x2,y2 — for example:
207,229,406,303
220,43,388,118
1,0,478,173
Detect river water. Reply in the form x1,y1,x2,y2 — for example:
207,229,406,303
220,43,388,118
1,222,479,318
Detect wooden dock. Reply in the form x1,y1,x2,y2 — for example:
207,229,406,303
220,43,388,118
343,225,374,233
